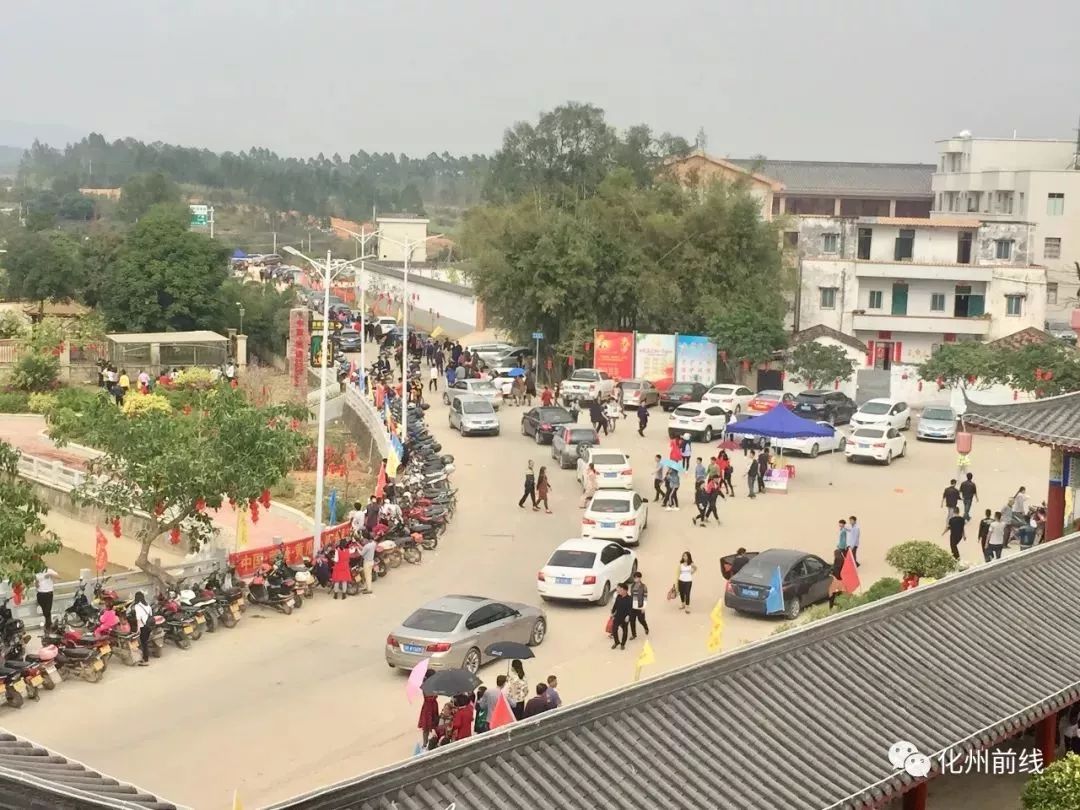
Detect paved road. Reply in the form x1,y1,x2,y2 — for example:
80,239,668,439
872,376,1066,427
0,392,1050,809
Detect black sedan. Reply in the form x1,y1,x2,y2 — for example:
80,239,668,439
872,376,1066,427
335,328,364,352
723,548,833,620
521,406,574,444
794,390,857,425
659,382,709,412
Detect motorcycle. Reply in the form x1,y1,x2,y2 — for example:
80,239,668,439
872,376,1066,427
62,581,99,628
197,570,244,628
261,563,303,610
271,555,315,600
178,581,220,633
246,569,295,615
42,620,114,668
154,595,197,649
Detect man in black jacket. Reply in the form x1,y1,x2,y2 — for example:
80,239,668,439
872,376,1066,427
610,582,633,650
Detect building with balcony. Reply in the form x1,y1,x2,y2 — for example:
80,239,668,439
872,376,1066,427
793,216,1045,368
931,133,1080,323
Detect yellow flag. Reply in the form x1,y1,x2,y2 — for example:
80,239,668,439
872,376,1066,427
237,508,249,549
396,308,403,321
430,325,444,339
386,450,399,478
637,640,656,668
706,599,724,653
710,598,724,626
233,790,243,810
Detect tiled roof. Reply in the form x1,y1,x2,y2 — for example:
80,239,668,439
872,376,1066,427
0,731,183,809
729,159,935,197
792,324,868,353
988,327,1063,351
963,391,1080,449
269,536,1080,810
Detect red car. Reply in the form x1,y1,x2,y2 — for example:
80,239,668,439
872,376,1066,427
747,389,795,413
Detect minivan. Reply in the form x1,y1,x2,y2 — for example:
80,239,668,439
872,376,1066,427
449,395,500,436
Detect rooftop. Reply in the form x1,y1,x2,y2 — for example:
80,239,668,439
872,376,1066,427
857,216,980,229
107,331,228,345
791,323,868,353
963,391,1080,450
729,158,934,198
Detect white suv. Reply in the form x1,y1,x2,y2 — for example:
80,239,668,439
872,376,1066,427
851,398,911,431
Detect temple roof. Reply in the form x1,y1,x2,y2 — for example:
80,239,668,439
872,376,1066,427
963,391,1080,450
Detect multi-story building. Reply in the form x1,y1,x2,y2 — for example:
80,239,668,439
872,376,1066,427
930,133,1080,324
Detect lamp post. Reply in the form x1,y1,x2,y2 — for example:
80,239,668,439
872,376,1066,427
332,225,380,383
282,245,367,554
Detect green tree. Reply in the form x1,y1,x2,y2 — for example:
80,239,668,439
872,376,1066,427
100,204,230,332
786,341,856,389
115,171,179,222
213,279,294,362
711,308,788,367
1022,752,1080,810
52,385,309,584
78,229,124,308
885,540,958,579
0,440,62,587
58,192,94,221
1,230,85,316
917,342,1002,389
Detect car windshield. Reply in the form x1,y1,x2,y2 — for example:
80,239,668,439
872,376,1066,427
462,401,493,414
859,402,891,414
402,608,462,633
470,382,497,393
853,428,886,438
621,382,642,390
591,453,627,466
797,393,825,402
674,407,701,417
538,408,572,422
709,387,736,395
548,550,597,568
567,429,597,443
590,499,630,513
569,371,599,381
756,392,781,401
922,408,954,420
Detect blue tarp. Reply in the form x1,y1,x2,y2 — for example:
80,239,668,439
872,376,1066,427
725,405,835,439
232,248,248,259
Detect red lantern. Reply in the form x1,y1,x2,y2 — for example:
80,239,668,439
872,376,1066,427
966,374,976,385
154,502,164,517
1013,389,1018,400
1045,370,1054,381
289,418,301,431
112,518,122,538
169,527,181,545
567,355,575,368
779,371,786,382
741,360,751,372
584,342,592,353
182,405,193,415
194,498,206,513
259,488,271,508
11,583,22,606
834,378,840,390
249,501,260,524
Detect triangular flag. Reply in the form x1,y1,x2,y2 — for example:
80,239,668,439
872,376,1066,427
840,549,860,594
385,450,399,478
765,566,786,614
405,658,430,704
374,463,387,499
430,326,444,339
709,598,724,626
706,600,724,653
232,790,243,810
489,691,515,729
237,509,249,549
637,640,656,668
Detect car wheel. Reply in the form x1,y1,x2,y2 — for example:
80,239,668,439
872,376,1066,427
809,443,820,459
461,647,481,674
846,455,854,463
528,617,547,646
903,417,911,431
597,581,612,606
534,429,543,445
703,426,713,442
442,393,449,405
900,442,906,458
838,437,846,452
885,451,893,466
520,421,527,435
784,596,802,620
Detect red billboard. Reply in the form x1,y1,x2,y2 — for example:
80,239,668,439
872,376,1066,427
593,332,635,381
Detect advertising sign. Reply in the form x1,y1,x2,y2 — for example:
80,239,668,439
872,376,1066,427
675,335,718,385
593,331,635,381
289,308,309,392
634,333,676,391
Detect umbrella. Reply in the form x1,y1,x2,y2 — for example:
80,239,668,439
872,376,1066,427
484,641,535,661
660,458,683,472
421,668,482,697
506,367,527,378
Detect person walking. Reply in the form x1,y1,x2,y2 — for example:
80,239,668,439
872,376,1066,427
959,473,978,521
653,455,665,502
133,591,153,666
664,466,680,511
518,460,537,509
827,548,846,609
545,675,562,708
536,466,552,514
978,508,993,560
680,434,692,471
629,572,649,639
1012,486,1030,517
451,693,475,740
756,447,769,493
676,552,696,613
360,534,376,593
746,451,758,499
418,671,440,747
721,451,735,497
836,518,849,551
34,566,58,634
847,515,861,566
588,399,607,436
428,363,439,392
986,511,1006,560
637,402,649,437
943,507,966,561
609,582,632,650
579,463,598,508
524,684,553,718
704,475,722,524
694,457,706,488
330,538,352,600
941,479,961,523
691,482,709,526
507,660,530,720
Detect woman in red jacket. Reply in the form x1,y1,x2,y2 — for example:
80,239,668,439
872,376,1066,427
418,673,441,748
450,693,474,741
330,539,352,600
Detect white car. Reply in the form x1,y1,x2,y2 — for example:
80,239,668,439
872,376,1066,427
845,426,906,465
770,422,846,458
666,402,730,442
851,398,911,431
582,490,649,545
442,379,504,410
537,538,637,605
577,447,633,490
702,384,754,415
375,316,398,337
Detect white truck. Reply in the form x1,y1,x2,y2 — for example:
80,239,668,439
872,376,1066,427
560,368,615,405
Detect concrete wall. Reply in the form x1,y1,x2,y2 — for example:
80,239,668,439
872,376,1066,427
363,263,477,335
975,221,1034,266
797,259,857,333
376,218,429,262
985,269,1047,339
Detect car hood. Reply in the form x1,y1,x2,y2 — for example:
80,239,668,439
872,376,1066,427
919,418,955,428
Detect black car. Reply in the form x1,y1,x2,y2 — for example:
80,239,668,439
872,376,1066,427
659,382,709,412
723,548,833,620
336,328,364,352
794,390,857,424
521,406,574,444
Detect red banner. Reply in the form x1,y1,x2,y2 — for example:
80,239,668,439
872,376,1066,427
289,309,310,393
593,331,635,381
228,521,352,578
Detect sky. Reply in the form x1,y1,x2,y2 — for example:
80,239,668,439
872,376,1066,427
3,0,1079,163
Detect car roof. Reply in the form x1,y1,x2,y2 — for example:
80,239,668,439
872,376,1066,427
452,393,488,403
862,397,897,405
553,538,621,553
755,389,783,396
673,402,708,411
799,389,830,396
589,447,628,458
733,548,813,578
852,425,888,433
419,595,493,614
588,490,634,501
709,384,739,390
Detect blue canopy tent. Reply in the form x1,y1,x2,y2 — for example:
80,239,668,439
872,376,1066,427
231,248,248,260
725,404,835,440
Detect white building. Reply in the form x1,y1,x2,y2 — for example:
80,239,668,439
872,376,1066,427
930,133,1080,325
375,215,430,263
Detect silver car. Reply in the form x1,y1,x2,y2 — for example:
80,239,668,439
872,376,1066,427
916,406,957,442
386,595,547,673
618,379,660,408
449,394,500,436
551,425,600,468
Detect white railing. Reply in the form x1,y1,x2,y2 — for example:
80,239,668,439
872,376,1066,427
344,386,392,459
17,455,86,491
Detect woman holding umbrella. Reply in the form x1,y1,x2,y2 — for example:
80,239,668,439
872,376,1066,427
418,671,440,748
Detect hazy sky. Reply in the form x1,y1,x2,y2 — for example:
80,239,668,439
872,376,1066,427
3,0,1078,162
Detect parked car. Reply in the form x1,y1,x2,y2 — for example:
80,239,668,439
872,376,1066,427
489,347,534,371
845,426,906,465
576,447,633,490
443,379,503,410
1045,321,1078,345
470,342,515,364
770,422,846,458
381,327,431,348
448,394,500,436
666,402,730,441
851,398,911,431
521,406,575,444
793,390,857,424
618,379,660,408
335,328,364,352
551,425,600,468
581,490,648,546
916,406,958,442
374,316,398,337
328,304,354,322
561,368,616,405
747,390,795,413
659,382,709,412
723,548,833,620
537,539,637,605
702,384,755,415
385,595,547,673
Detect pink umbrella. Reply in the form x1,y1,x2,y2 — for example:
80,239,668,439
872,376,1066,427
405,658,430,704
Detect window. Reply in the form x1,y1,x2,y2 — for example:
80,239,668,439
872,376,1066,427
857,227,872,260
930,293,946,312
1048,283,1059,305
995,239,1013,260
819,287,837,309
957,231,973,264
1045,237,1062,259
822,233,840,253
894,229,915,261
868,290,883,309
784,231,799,249
1048,193,1065,216
1005,295,1023,316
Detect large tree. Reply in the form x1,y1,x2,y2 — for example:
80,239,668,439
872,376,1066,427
115,171,180,222
1,229,85,316
786,341,856,389
100,204,230,332
918,340,1080,396
0,440,62,588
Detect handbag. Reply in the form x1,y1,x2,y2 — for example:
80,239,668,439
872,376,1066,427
666,585,677,601
604,615,614,635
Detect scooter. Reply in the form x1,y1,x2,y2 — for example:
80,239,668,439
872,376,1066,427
178,581,220,633
154,596,197,649
62,582,99,628
246,571,295,615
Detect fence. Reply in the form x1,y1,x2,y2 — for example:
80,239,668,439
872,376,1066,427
17,454,87,491
344,386,392,460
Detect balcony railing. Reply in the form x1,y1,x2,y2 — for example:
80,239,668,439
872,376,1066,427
852,313,991,335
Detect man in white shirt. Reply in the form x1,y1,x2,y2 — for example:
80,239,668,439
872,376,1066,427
986,511,1006,560
1012,487,1030,517
34,567,59,634
133,592,154,666
847,516,861,567
348,501,365,535
428,364,439,392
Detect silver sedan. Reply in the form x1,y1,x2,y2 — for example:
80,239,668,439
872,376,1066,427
385,595,547,673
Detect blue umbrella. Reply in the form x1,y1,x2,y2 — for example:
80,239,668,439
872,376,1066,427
660,458,683,472
506,367,527,378
327,489,338,524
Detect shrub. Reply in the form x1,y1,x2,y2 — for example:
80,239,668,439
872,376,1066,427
1022,752,1080,810
9,352,60,392
173,367,216,390
0,311,29,340
864,578,903,603
0,392,30,413
27,393,57,415
121,392,172,417
885,541,958,579
54,386,106,413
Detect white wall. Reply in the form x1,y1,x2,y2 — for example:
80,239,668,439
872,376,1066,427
864,225,968,264
985,269,1047,339
364,269,478,331
377,219,430,262
798,260,857,333
888,364,1036,411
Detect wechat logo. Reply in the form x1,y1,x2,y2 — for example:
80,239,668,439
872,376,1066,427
888,741,931,778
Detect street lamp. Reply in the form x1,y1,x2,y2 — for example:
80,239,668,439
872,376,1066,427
282,245,367,554
332,224,380,379
236,302,246,335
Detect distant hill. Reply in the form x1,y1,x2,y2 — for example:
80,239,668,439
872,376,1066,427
0,145,24,177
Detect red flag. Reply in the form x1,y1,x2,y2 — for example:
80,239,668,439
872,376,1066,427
374,462,387,499
489,691,515,730
840,549,860,594
95,527,109,574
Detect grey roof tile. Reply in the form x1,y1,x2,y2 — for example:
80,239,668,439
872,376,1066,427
963,391,1080,449
729,159,935,197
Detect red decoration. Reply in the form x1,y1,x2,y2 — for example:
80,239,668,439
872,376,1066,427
1013,389,1018,400
567,355,575,368
12,583,23,606
289,418,301,431
779,371,786,382
111,518,122,538
966,375,976,385
182,405,193,415
154,502,164,517
169,527,181,545
249,500,260,524
833,379,840,390
584,342,592,353
259,489,271,508
741,360,751,372
194,498,206,513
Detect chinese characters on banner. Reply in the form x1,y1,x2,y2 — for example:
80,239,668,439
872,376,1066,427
634,333,676,392
675,335,718,385
228,521,352,577
289,308,309,395
592,332,635,380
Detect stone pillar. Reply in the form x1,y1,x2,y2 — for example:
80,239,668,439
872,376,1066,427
833,197,841,216
902,782,927,810
150,342,161,374
889,199,897,217
778,196,786,214
235,334,248,367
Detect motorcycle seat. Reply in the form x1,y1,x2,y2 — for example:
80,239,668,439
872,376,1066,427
59,647,93,660
1,660,31,671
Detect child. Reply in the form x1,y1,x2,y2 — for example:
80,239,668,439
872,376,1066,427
474,686,490,733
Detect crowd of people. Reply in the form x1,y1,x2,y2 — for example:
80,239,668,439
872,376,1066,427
96,360,239,404
940,475,1048,563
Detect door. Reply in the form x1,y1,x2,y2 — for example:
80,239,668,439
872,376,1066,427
704,405,728,430
601,543,633,583
802,557,831,603
450,400,462,429
890,283,908,315
756,369,782,391
464,605,502,662
633,494,647,534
